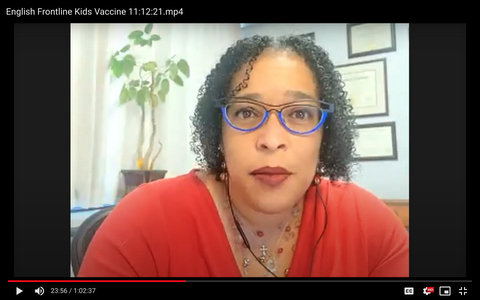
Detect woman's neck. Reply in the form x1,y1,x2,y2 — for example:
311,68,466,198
197,169,302,237
224,177,303,237
229,194,301,235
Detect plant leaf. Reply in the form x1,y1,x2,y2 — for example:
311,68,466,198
160,79,170,95
128,30,143,40
169,63,178,77
155,73,162,87
158,91,166,102
136,87,149,105
130,80,140,87
144,23,153,34
120,44,130,53
111,58,123,78
124,54,135,63
139,38,149,46
142,61,157,72
123,55,135,76
150,34,161,41
123,62,134,76
128,86,137,99
172,75,184,87
177,59,190,78
120,85,130,104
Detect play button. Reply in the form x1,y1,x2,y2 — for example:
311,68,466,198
16,287,22,295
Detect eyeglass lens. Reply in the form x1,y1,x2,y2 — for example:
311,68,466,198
225,101,324,133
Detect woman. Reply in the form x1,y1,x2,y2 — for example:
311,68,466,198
78,35,409,277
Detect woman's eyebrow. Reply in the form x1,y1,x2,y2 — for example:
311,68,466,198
284,90,316,100
234,93,263,100
235,91,316,101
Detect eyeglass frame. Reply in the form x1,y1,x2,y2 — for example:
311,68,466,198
214,96,334,135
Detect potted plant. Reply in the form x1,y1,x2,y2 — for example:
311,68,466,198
109,23,190,194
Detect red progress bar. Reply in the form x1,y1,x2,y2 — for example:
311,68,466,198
8,280,186,283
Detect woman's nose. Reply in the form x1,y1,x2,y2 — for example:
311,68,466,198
255,112,287,151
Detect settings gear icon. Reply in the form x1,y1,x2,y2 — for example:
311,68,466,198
423,287,434,295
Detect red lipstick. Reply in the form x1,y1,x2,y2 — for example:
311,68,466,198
250,166,292,187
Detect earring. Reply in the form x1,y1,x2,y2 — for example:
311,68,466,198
314,165,321,185
219,161,228,182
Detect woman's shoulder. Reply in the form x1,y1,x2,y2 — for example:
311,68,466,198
319,178,393,218
319,178,403,231
321,178,380,204
135,169,201,197
112,169,211,220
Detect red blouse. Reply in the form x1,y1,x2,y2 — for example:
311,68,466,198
78,169,409,277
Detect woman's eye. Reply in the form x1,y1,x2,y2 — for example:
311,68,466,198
236,108,256,119
292,110,309,119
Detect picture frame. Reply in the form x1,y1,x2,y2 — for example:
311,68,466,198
336,58,388,118
347,23,396,58
354,122,397,161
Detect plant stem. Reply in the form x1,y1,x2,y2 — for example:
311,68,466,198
137,103,145,169
149,142,163,170
143,71,157,170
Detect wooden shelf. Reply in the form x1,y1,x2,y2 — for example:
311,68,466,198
384,199,409,231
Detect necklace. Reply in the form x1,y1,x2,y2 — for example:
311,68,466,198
227,190,302,277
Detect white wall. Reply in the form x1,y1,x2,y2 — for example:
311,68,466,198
113,24,243,180
153,24,242,178
71,24,241,207
240,24,409,200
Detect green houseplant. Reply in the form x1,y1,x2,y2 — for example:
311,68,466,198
109,24,190,192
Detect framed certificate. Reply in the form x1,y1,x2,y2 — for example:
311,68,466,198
354,122,397,161
347,23,396,58
336,58,388,118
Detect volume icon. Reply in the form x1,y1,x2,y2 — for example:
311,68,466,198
34,287,44,295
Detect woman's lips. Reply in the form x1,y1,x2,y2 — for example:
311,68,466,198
250,167,292,187
252,173,290,187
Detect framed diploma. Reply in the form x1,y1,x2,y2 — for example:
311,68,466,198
347,23,396,58
354,122,397,161
336,58,388,118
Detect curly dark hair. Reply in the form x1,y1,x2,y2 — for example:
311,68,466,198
190,35,356,182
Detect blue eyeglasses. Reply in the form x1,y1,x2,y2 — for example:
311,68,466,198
215,97,334,135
